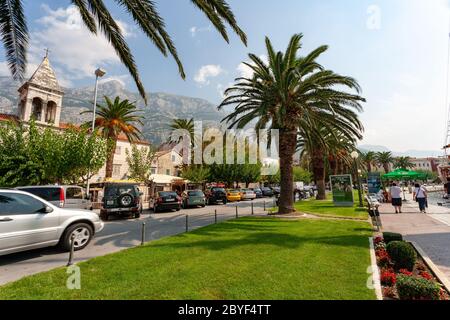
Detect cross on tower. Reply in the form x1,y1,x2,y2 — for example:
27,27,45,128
44,48,50,58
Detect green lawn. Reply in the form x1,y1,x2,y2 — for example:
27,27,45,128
0,217,375,300
294,198,368,220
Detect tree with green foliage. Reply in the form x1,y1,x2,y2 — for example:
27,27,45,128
361,151,377,173
0,120,107,187
125,144,156,185
181,165,210,184
0,0,246,102
394,156,414,170
376,151,394,173
83,96,143,179
220,34,365,213
293,167,312,184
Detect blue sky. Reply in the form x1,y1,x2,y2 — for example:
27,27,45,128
1,0,450,153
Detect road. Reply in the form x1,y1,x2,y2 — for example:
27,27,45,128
0,198,275,286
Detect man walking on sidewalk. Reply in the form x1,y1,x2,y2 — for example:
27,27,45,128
389,183,403,214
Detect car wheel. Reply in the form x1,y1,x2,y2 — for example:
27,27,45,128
135,212,141,218
61,223,94,252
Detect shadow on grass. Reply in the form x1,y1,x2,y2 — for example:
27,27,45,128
144,218,371,252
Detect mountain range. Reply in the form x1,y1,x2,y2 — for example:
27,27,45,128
0,76,225,144
358,144,442,158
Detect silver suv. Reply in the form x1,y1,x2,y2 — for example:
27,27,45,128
16,185,92,210
0,189,104,256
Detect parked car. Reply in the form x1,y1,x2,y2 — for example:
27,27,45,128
182,190,206,208
252,188,263,198
16,185,92,210
271,186,281,197
205,187,228,205
150,191,182,213
0,189,103,256
226,189,242,202
100,183,143,220
261,187,274,197
240,188,256,200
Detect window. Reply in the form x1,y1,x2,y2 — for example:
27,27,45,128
31,98,43,120
172,155,176,162
66,187,83,200
115,146,122,155
45,101,57,123
166,169,171,175
18,187,61,202
113,165,121,176
0,193,46,215
151,168,156,174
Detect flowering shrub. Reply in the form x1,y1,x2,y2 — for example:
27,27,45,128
382,286,397,299
396,275,440,300
380,270,397,286
399,269,413,276
419,272,433,281
416,262,427,272
374,236,384,245
376,249,392,268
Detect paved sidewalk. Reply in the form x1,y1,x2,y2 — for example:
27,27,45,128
379,193,450,280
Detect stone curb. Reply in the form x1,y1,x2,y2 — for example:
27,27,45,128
410,241,450,294
369,237,383,300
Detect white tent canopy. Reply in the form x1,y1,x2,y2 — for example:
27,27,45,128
149,174,187,184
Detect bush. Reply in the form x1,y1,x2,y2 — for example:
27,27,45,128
376,249,392,268
396,275,441,300
380,270,397,286
386,241,417,271
383,232,403,244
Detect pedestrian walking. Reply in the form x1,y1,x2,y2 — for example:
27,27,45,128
413,183,428,213
389,183,402,214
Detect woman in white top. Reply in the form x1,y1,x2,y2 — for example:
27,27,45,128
389,183,403,214
413,183,428,213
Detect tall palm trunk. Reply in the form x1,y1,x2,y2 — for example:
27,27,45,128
312,149,326,200
383,164,389,174
105,135,118,179
278,129,297,214
367,163,372,173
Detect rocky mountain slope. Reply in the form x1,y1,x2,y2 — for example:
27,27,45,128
0,76,224,144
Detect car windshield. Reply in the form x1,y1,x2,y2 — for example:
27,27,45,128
105,185,137,197
18,187,61,201
212,188,225,193
229,189,239,193
188,191,204,197
159,192,178,197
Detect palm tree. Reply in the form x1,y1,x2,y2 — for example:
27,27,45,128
394,156,414,170
0,0,246,102
169,118,195,146
83,96,143,178
375,151,394,173
298,117,363,200
219,34,365,213
361,151,376,173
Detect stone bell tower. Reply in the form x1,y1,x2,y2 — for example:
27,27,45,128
17,52,64,127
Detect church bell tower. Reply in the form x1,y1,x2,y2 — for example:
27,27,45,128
17,52,64,127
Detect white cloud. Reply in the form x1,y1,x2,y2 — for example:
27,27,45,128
194,64,224,85
236,55,268,78
99,74,130,87
217,82,234,99
0,61,8,76
190,25,212,37
27,4,133,87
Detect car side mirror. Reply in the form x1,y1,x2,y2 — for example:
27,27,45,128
39,206,53,214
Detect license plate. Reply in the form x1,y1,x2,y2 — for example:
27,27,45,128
165,199,175,202
107,201,114,205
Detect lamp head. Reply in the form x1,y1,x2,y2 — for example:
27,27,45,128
95,68,106,78
350,151,359,159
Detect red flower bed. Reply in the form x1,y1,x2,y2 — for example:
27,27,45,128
380,270,397,286
374,236,449,300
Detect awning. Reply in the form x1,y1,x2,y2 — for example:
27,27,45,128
149,174,188,185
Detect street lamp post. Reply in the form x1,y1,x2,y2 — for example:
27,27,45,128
351,151,364,208
86,68,106,196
